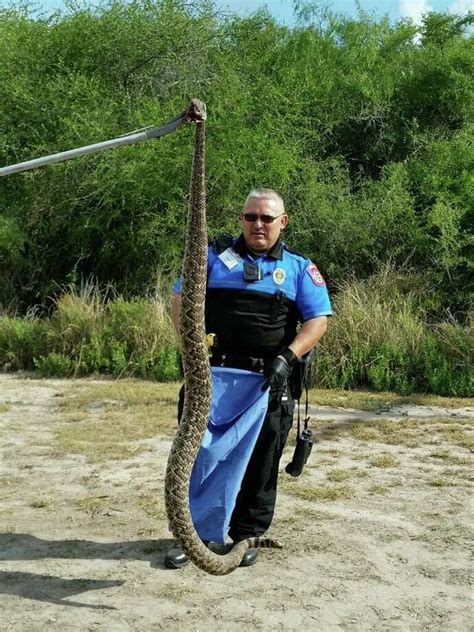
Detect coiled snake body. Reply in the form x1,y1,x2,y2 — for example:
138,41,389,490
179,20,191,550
164,100,282,575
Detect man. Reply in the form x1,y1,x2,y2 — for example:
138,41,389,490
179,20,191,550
166,188,332,569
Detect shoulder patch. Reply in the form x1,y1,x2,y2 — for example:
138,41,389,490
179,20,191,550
307,263,326,286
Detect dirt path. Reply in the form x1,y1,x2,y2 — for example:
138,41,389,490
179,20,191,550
0,374,472,631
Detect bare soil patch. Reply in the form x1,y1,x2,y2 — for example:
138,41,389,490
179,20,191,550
1,374,472,631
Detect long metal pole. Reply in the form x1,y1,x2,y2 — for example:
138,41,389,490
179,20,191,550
0,108,190,177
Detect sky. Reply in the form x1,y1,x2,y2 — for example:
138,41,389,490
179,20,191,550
217,0,473,25
5,0,474,23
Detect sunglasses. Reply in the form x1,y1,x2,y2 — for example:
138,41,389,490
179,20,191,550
242,212,285,224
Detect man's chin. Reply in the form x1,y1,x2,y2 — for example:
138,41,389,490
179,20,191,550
248,245,267,254
248,239,268,252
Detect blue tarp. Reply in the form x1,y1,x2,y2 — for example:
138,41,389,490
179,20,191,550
189,367,270,543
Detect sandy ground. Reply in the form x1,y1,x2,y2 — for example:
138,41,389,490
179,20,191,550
0,374,472,631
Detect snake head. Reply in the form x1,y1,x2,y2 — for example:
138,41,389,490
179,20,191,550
185,99,207,123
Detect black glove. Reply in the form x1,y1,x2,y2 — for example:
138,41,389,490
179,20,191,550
263,348,297,390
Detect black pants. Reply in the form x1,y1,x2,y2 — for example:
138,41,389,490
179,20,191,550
177,382,294,542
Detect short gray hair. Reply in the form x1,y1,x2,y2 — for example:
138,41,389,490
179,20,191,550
245,188,285,211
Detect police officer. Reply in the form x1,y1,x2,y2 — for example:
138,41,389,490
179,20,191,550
166,188,332,569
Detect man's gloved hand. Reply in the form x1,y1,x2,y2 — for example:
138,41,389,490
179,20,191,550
263,347,297,390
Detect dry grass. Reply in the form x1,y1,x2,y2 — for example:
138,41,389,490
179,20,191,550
0,402,11,413
301,415,472,501
29,498,56,509
58,380,180,415
0,475,21,486
280,477,353,502
350,426,380,441
369,454,399,468
427,451,471,466
436,426,474,451
440,467,474,481
0,475,21,500
339,417,473,451
47,381,473,500
75,495,111,514
54,429,151,463
326,468,353,482
309,388,473,411
53,380,180,462
368,485,389,495
429,448,454,460
293,506,336,520
135,493,167,521
428,478,456,487
160,582,195,602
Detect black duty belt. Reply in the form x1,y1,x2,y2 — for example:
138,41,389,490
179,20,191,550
209,349,268,374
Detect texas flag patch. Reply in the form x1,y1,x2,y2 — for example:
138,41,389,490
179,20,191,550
307,263,326,286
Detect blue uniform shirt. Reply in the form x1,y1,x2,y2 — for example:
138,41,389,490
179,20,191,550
173,235,332,357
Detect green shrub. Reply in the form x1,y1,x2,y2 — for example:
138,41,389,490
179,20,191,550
0,4,472,316
107,339,129,376
0,274,471,395
102,291,178,378
150,348,181,381
0,315,48,370
34,352,74,377
48,281,107,357
311,267,473,396
421,324,473,396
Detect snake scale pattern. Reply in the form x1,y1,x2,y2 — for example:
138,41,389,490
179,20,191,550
164,100,282,575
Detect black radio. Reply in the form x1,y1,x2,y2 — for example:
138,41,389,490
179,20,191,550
285,428,313,477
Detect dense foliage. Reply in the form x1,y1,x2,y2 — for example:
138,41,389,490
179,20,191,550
0,1,472,394
0,280,180,380
0,1,472,315
0,271,471,395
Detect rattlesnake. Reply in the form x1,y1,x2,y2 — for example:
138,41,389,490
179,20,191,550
164,100,282,575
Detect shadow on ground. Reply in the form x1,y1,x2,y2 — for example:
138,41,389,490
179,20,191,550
0,533,177,608
0,570,124,609
0,533,173,563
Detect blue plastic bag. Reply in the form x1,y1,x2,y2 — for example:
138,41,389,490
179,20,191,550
189,367,270,543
